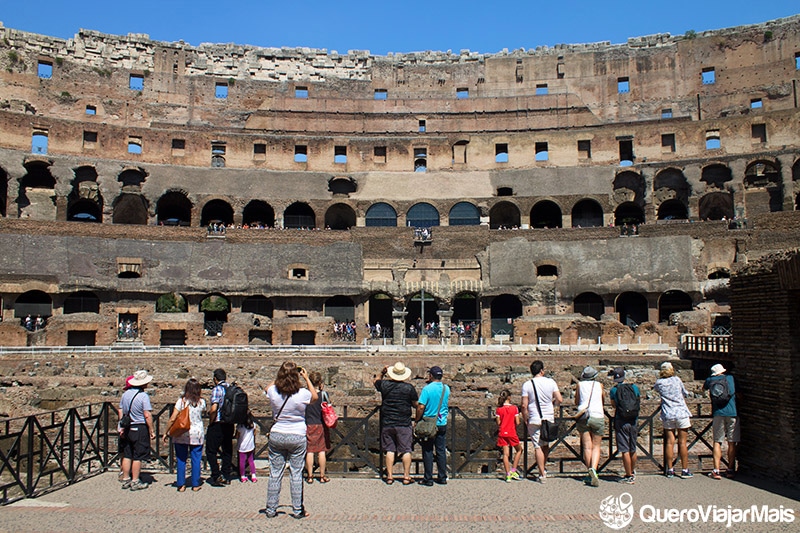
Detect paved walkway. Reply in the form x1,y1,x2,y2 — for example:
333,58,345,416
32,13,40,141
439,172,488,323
2,471,798,532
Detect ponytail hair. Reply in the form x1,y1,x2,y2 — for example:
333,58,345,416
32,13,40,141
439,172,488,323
497,389,511,407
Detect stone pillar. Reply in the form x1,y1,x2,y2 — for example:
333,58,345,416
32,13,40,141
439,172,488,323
392,310,407,345
437,309,453,345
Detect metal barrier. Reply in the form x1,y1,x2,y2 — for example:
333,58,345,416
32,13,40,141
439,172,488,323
1,400,720,504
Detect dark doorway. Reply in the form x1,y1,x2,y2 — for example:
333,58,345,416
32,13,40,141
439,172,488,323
490,294,522,337
571,199,604,228
615,292,648,328
489,201,520,229
368,293,393,332
324,204,356,230
292,331,316,345
530,200,562,228
284,202,316,229
574,292,604,320
658,290,693,322
67,331,96,346
242,200,275,227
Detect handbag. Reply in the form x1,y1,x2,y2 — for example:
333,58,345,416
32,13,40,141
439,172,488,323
167,398,191,437
414,384,446,440
531,379,560,442
573,382,595,421
321,391,338,429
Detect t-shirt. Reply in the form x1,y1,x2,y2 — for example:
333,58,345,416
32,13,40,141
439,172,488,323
609,383,640,421
521,376,559,424
703,375,737,418
495,404,519,437
375,379,418,427
237,425,255,453
418,381,450,426
267,385,313,436
119,388,152,424
654,375,691,421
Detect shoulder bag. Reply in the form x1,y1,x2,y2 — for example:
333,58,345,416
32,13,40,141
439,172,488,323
167,397,192,437
320,391,338,429
531,379,560,442
573,382,595,421
415,385,446,440
118,389,141,438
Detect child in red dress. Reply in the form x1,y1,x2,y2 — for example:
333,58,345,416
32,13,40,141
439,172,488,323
495,389,523,482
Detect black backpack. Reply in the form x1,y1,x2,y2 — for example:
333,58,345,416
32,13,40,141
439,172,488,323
709,376,731,407
615,383,640,419
219,384,249,424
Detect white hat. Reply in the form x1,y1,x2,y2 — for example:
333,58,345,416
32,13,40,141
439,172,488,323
386,362,412,381
128,370,153,387
660,361,674,372
710,364,726,376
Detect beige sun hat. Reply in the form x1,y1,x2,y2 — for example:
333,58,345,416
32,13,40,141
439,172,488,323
386,362,412,381
128,370,153,387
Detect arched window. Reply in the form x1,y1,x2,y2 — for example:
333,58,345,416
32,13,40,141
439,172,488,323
571,199,604,228
448,202,480,226
200,199,234,227
157,191,192,226
615,292,648,328
242,200,275,228
574,292,604,320
15,290,53,318
284,202,316,229
324,203,356,230
530,200,562,229
489,201,520,229
407,202,440,227
365,203,397,227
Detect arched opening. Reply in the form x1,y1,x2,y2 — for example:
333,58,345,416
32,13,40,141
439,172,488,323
118,168,146,189
407,202,440,227
699,192,734,221
242,200,275,228
614,202,645,226
701,164,733,190
155,292,188,313
490,294,522,337
17,161,56,219
489,201,520,229
530,200,562,229
68,166,103,222
284,202,316,229
368,292,393,336
613,171,645,204
63,291,100,314
112,193,149,225
708,268,730,280
324,203,356,230
405,291,441,338
200,294,230,336
537,264,558,278
658,290,693,322
615,292,648,329
574,292,604,320
200,199,234,227
365,202,397,227
328,177,357,195
744,160,783,214
242,295,273,318
571,199,604,228
324,295,355,322
157,191,192,226
68,198,102,222
657,199,688,220
448,202,480,226
15,290,53,322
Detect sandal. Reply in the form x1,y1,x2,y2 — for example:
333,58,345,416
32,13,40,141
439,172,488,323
402,477,414,485
384,478,394,485
177,485,186,492
305,476,314,484
191,486,202,492
319,476,330,483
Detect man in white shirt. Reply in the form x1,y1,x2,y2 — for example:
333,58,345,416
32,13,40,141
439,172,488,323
521,360,562,482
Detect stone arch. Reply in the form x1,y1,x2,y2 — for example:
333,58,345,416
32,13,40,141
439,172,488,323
744,160,783,214
699,191,734,220
17,160,56,219
658,289,693,322
489,201,521,229
490,294,522,337
157,190,192,226
324,295,355,322
614,202,645,225
613,170,646,204
328,176,357,195
530,200,562,228
654,167,690,219
284,202,316,229
112,193,149,225
200,199,234,226
407,202,440,227
156,292,188,313
365,202,398,227
324,203,357,230
15,290,53,319
615,292,648,329
242,295,273,317
200,293,230,336
574,292,605,320
571,198,604,228
701,163,732,190
448,202,480,226
242,200,275,227
63,291,100,314
117,167,147,189
657,199,688,220
405,290,443,334
67,166,103,222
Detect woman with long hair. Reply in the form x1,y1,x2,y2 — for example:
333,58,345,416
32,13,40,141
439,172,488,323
162,378,206,491
264,362,317,519
654,361,693,478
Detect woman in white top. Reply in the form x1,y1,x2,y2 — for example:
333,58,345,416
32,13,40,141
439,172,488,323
264,362,317,519
162,378,206,492
574,366,605,487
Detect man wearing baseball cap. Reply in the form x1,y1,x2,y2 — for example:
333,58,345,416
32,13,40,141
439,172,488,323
703,364,739,479
415,366,450,486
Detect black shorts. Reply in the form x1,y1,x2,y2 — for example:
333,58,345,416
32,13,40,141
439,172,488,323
121,424,151,461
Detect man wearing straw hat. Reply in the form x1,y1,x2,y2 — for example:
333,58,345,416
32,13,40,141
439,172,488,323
374,362,419,485
118,370,155,491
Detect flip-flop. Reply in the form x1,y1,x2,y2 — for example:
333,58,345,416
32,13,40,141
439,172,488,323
319,476,330,483
402,478,414,485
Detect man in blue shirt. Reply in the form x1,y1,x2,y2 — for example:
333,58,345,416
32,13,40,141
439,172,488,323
415,366,450,486
703,363,739,479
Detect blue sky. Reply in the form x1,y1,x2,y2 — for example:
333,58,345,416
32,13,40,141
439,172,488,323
1,1,798,55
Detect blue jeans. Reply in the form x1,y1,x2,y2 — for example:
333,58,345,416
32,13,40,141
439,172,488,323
421,426,447,482
175,443,203,488
266,432,306,515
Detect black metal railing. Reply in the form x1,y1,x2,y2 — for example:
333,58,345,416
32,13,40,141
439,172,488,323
1,400,719,504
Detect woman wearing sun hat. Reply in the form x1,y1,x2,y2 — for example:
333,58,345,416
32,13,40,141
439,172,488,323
374,362,419,485
118,370,155,491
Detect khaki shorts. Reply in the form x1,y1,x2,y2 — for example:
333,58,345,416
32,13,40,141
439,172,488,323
662,417,691,430
577,416,606,436
712,416,740,443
